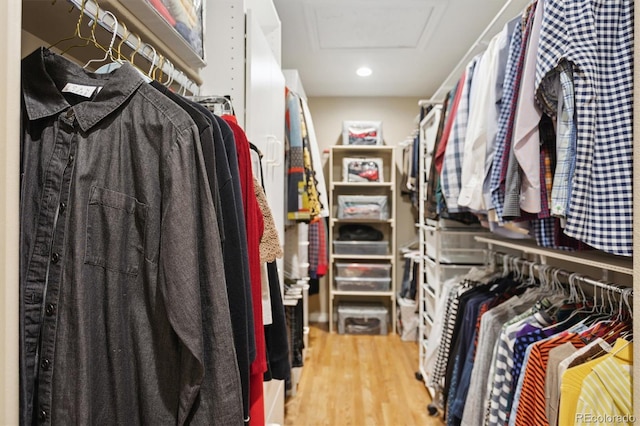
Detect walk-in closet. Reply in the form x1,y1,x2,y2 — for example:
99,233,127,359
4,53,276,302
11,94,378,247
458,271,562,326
0,0,637,425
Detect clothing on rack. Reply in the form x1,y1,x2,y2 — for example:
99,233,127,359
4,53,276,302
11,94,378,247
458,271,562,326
264,261,291,381
222,115,268,426
422,0,634,256
285,88,325,222
19,41,295,425
20,47,244,425
424,253,633,426
153,81,255,421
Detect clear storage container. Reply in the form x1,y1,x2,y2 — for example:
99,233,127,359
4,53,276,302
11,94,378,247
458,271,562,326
425,227,487,264
333,240,389,256
334,276,391,292
335,262,391,278
337,195,389,220
425,257,477,290
337,303,388,335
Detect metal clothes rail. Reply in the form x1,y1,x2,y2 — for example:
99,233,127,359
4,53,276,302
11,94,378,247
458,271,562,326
488,250,633,298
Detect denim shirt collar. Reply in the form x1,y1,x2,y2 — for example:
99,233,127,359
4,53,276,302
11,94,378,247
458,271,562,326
22,47,144,132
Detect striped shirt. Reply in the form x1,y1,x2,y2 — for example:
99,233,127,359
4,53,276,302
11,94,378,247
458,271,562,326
486,309,552,425
559,338,632,426
574,341,633,426
512,332,588,426
429,282,472,390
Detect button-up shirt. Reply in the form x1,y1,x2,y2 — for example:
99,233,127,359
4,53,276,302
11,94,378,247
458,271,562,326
20,48,243,425
536,0,633,256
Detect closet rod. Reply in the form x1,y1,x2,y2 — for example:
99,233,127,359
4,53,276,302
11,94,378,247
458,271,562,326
491,251,633,296
426,0,530,103
66,0,200,95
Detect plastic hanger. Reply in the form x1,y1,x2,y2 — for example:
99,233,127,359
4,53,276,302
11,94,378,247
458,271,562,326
162,60,175,88
83,11,119,69
141,43,158,80
94,20,130,74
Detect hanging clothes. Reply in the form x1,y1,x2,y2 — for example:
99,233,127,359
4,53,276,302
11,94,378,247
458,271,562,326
153,82,255,422
222,115,268,426
285,88,310,221
535,0,633,256
436,0,633,256
425,252,633,426
20,47,243,425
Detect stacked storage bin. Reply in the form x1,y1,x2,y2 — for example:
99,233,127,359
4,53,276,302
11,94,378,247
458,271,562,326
328,144,396,334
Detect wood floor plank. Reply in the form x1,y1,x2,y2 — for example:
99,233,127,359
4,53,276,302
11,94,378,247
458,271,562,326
284,324,445,426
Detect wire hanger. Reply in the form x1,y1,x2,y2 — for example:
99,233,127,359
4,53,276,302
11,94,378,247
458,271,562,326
49,0,92,54
83,10,119,69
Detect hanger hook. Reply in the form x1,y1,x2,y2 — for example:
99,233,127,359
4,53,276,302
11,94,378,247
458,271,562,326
117,21,130,62
163,59,175,87
87,3,101,47
551,268,562,294
154,55,166,81
104,11,119,60
130,33,143,63
139,43,158,77
623,288,633,319
83,10,118,69
606,286,615,315
76,0,88,37
567,273,578,303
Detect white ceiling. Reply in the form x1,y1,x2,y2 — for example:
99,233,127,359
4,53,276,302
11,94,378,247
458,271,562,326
273,0,526,98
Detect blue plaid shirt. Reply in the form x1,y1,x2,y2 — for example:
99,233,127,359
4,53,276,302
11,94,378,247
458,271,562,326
441,55,480,213
489,13,525,224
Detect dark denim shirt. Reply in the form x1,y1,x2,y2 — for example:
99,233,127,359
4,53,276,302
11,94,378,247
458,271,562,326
20,48,243,425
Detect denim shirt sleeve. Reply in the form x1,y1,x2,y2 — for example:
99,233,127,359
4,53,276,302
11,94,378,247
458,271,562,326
162,124,243,425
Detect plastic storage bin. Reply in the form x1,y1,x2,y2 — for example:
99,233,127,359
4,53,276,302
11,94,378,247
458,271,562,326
337,303,388,335
335,276,391,292
333,241,389,256
425,227,487,264
342,157,384,182
335,262,391,278
337,195,389,220
425,257,477,291
342,120,383,145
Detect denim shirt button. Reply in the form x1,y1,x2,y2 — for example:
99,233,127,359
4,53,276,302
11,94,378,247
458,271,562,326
45,303,56,316
38,410,47,422
51,252,60,264
59,203,66,213
41,359,51,370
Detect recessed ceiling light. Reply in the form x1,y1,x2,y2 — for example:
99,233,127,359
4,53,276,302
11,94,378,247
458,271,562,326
356,66,372,77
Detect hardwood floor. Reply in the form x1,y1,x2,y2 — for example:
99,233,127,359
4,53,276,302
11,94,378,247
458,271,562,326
284,323,445,426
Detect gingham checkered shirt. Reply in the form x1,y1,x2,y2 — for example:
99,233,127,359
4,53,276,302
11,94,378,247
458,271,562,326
535,0,633,256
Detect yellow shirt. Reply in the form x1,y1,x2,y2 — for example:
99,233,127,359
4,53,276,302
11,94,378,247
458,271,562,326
574,340,633,426
558,338,632,426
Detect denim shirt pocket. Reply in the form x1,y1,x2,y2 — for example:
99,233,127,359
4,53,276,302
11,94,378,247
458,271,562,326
85,186,148,276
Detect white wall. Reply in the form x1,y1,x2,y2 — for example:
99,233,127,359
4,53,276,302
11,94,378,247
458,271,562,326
306,96,422,322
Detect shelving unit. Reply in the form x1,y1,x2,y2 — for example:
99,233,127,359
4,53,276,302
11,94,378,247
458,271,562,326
414,106,489,400
328,145,397,333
